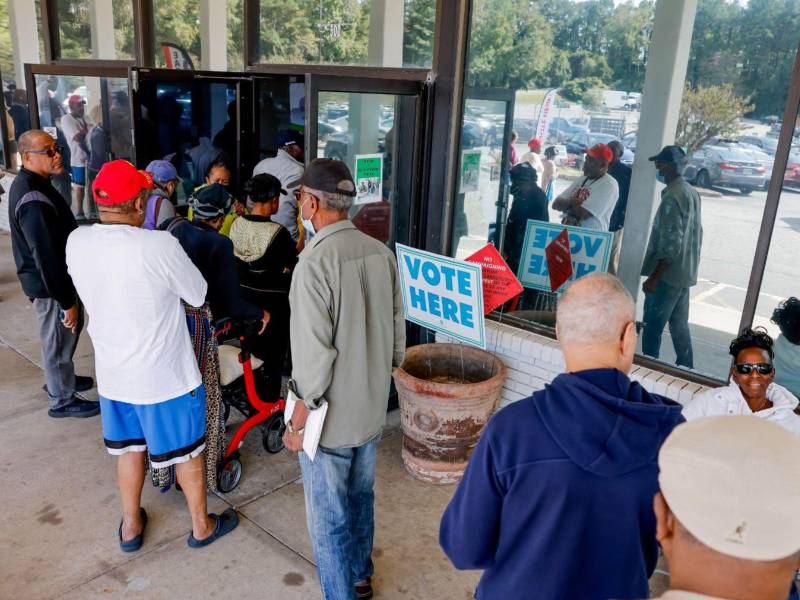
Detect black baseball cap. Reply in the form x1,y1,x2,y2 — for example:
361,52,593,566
245,173,286,202
189,183,232,219
510,161,538,183
278,129,304,148
649,145,687,163
300,158,357,197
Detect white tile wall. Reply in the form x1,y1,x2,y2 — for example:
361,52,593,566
436,321,709,409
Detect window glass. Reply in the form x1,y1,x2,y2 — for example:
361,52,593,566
227,0,245,71
153,0,201,69
257,0,435,68
752,112,800,399
316,91,409,245
55,0,134,60
133,78,238,200
451,0,800,380
32,74,131,217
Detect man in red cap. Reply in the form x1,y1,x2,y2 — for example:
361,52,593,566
60,95,92,220
66,160,239,553
521,137,544,181
553,143,619,231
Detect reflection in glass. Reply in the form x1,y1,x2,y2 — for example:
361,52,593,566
316,90,416,246
451,98,509,259
56,0,134,60
134,79,238,199
258,0,434,69
451,0,800,381
32,74,130,218
153,1,200,69
754,116,800,399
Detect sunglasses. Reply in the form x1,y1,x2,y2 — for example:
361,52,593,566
26,145,64,158
734,363,773,376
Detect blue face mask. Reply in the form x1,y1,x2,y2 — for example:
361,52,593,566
656,173,666,184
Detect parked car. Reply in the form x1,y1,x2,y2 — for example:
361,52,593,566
684,145,767,194
621,130,637,153
564,132,633,168
548,117,587,142
739,135,779,155
761,115,780,125
512,118,536,142
564,132,618,155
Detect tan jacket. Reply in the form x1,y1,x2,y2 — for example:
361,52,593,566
289,220,405,448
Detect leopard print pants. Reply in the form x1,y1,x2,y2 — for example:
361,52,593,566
149,303,224,492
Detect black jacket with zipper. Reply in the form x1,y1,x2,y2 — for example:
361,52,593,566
8,168,78,309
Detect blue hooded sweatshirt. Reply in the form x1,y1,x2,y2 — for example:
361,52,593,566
440,368,685,600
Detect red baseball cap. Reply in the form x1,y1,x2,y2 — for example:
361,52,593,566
528,138,542,151
93,160,153,206
67,94,85,106
585,143,613,164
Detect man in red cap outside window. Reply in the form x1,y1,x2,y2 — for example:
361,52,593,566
553,143,619,231
520,137,544,181
65,160,239,553
60,95,92,220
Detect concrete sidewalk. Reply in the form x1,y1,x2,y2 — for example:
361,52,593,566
0,231,667,600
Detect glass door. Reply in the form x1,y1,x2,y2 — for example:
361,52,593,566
307,75,427,248
451,87,515,259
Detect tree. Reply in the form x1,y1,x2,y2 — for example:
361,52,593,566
404,0,435,68
560,76,604,104
676,84,753,154
604,1,653,91
467,0,554,90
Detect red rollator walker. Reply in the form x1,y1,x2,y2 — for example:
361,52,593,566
214,319,286,492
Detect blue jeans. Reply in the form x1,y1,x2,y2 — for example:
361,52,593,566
642,281,694,368
300,431,381,600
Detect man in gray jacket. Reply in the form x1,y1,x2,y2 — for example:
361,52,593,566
284,159,405,600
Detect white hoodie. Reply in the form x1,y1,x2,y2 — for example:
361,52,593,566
683,381,800,436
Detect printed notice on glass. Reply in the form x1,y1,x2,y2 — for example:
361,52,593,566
354,153,384,205
459,150,482,193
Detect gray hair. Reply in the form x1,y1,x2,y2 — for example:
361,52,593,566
18,129,52,156
306,186,353,212
556,273,635,345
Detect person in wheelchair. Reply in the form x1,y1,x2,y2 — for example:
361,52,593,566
228,174,298,402
154,183,268,491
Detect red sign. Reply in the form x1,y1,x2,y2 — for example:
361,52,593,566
545,228,573,292
465,244,524,314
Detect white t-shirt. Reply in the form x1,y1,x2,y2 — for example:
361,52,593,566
253,148,304,240
66,225,208,404
520,151,544,182
683,381,800,436
556,173,618,230
60,113,92,166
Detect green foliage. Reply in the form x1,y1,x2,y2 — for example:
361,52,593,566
676,84,754,154
404,0,435,68
466,0,553,89
559,77,604,104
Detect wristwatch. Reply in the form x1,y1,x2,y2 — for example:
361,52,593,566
287,421,304,436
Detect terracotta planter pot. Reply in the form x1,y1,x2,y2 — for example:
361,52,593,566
393,343,507,485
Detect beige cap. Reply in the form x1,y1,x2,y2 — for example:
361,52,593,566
659,416,800,561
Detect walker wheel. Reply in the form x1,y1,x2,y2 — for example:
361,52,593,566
217,457,242,493
262,413,286,454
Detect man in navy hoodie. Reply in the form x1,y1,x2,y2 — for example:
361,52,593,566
440,273,684,600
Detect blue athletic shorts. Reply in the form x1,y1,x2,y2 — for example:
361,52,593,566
99,385,206,468
70,166,86,186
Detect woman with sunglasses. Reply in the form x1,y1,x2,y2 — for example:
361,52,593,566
682,327,800,435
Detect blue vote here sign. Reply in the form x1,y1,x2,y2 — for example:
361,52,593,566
396,244,486,348
517,221,613,292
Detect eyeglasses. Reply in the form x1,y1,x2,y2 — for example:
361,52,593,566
26,145,64,158
734,363,773,376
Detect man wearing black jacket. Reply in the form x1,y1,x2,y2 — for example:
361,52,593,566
9,130,96,418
